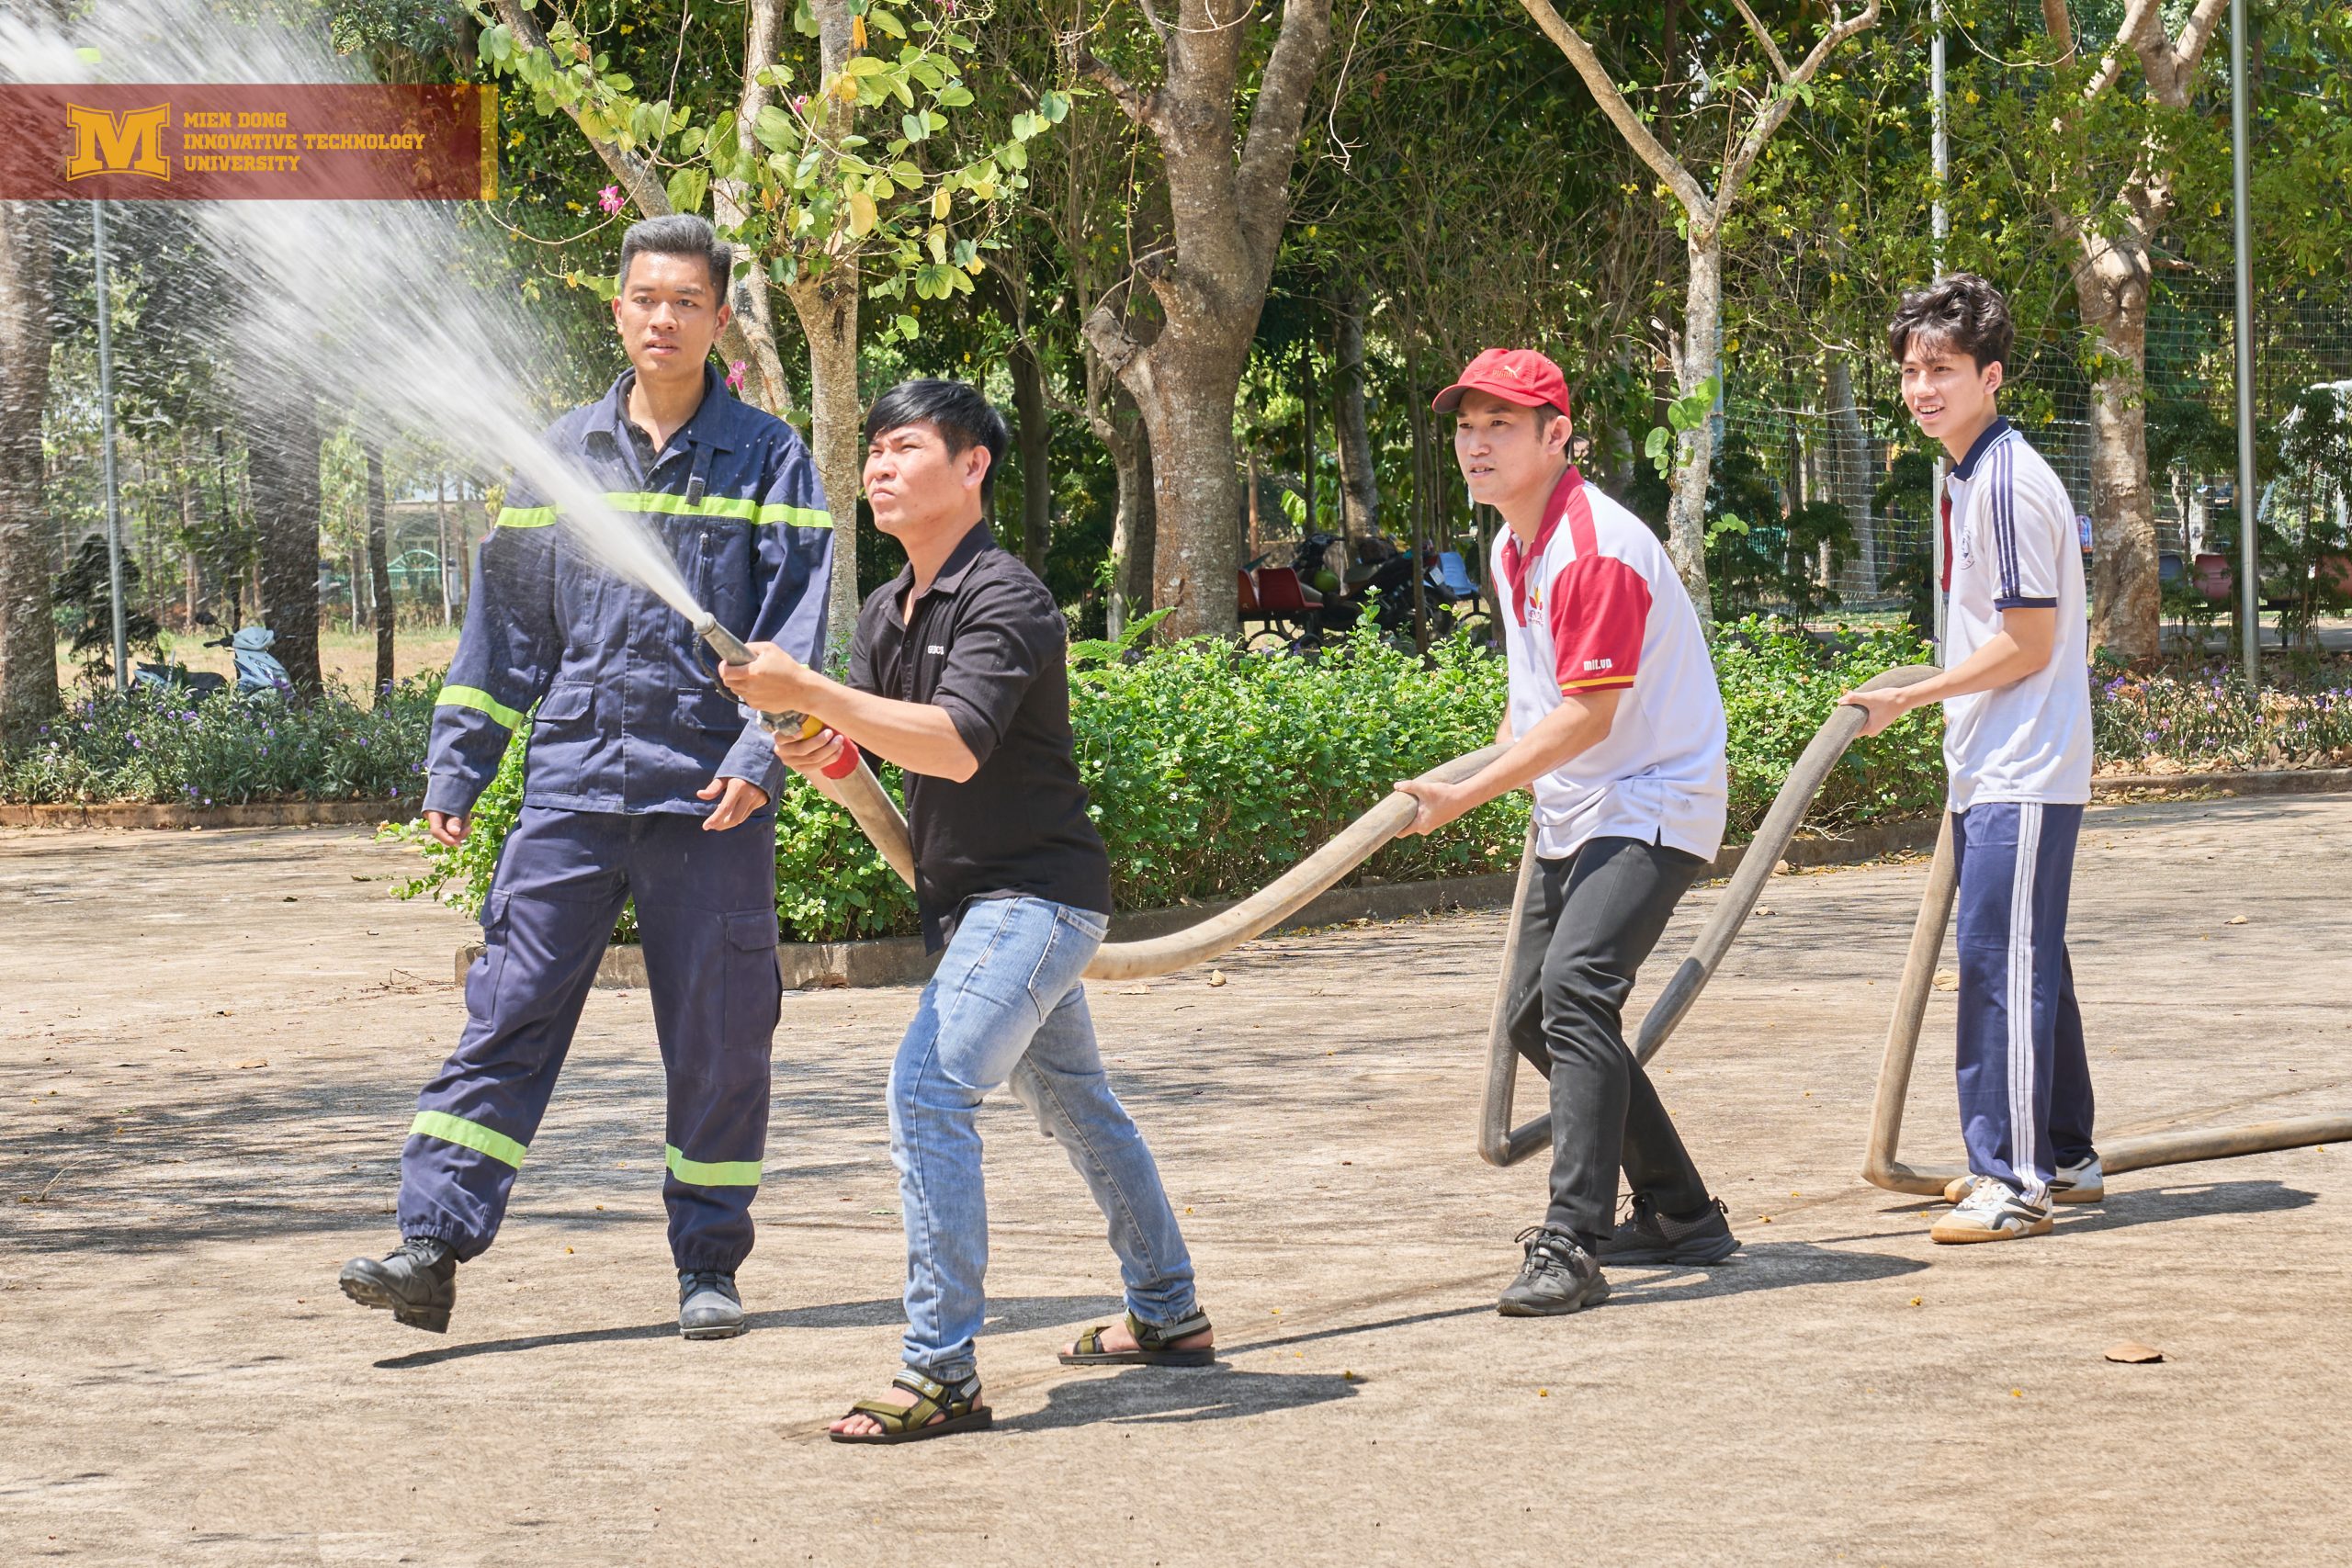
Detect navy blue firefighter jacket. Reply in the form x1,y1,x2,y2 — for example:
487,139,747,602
423,365,832,818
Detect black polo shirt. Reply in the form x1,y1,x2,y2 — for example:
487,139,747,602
851,523,1113,952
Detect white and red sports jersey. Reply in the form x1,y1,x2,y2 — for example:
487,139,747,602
1492,466,1727,862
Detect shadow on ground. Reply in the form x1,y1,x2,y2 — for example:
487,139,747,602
999,1363,1358,1431
373,1292,1120,1371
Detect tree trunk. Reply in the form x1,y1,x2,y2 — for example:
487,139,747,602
1134,354,1252,637
1096,383,1154,642
0,199,59,741
247,389,324,694
786,272,863,657
1007,329,1052,575
366,439,394,695
1333,287,1379,539
1072,0,1336,641
1826,355,1875,590
2070,231,2161,663
1665,235,1722,621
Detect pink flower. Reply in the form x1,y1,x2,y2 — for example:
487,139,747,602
792,94,808,114
598,185,625,216
726,360,747,392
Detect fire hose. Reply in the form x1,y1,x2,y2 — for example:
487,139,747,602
700,623,2352,1186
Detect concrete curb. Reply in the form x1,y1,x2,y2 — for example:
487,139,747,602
420,767,2343,994
0,797,416,829
2092,765,2352,796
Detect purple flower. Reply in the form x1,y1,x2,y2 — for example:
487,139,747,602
598,185,625,216
130,735,141,749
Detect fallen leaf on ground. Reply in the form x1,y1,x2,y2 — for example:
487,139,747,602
1207,970,1227,987
2224,915,2249,925
2105,1341,2165,1363
236,1057,267,1070
1933,970,1959,991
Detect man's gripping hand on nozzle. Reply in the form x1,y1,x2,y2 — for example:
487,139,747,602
719,642,859,782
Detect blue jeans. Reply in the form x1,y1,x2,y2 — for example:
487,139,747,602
889,895,1198,1382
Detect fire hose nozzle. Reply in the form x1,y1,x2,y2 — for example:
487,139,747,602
695,615,821,739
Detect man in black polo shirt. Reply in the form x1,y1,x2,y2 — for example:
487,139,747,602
721,380,1209,1444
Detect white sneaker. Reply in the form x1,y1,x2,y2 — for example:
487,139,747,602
2052,1154,2104,1203
1944,1157,2103,1206
1929,1178,2053,1244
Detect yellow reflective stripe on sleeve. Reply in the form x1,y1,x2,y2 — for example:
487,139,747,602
435,684,525,730
664,1144,763,1187
410,1111,527,1169
755,502,833,529
495,505,557,528
601,491,832,528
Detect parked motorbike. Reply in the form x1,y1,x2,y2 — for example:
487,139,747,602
130,619,288,701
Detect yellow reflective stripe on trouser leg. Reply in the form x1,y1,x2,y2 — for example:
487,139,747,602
434,684,525,729
664,1144,763,1187
410,1111,527,1169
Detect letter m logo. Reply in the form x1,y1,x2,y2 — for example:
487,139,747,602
65,102,171,181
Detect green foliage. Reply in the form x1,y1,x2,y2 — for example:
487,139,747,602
51,536,161,682
1647,375,1720,481
0,680,436,805
1713,617,1945,834
1069,622,1525,909
474,0,1042,347
1703,434,1855,626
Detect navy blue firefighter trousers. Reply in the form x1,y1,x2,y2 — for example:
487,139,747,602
397,805,783,1272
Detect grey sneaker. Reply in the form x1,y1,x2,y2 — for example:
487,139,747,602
678,1269,746,1339
339,1236,458,1333
1498,1226,1610,1316
1600,1194,1740,1266
2052,1154,2105,1203
1929,1179,2052,1244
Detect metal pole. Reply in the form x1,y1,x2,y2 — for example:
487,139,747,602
1929,8,1950,652
92,200,129,691
2230,0,2259,688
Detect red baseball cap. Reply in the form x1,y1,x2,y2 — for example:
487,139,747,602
1432,347,1572,418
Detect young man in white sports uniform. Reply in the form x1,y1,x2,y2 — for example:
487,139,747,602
1842,274,2102,1244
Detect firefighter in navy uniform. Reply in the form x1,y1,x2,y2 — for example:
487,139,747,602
340,216,832,1339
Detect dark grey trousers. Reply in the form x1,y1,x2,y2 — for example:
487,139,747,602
1505,834,1713,1245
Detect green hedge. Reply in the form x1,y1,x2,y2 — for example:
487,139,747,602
0,678,437,806
379,616,1951,943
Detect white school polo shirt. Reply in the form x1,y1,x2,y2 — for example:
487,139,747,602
1493,466,1728,863
1939,416,2092,811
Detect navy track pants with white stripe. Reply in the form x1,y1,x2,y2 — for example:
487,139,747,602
1952,802,2097,1204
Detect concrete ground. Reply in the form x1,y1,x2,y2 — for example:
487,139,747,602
3,795,2347,1566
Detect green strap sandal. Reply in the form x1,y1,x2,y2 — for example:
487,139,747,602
1059,1307,1216,1367
829,1370,990,1445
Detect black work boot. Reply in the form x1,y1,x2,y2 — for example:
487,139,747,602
339,1237,458,1333
1600,1194,1741,1266
1498,1226,1610,1317
678,1269,746,1340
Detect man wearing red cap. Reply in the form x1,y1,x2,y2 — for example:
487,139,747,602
1397,348,1738,1316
